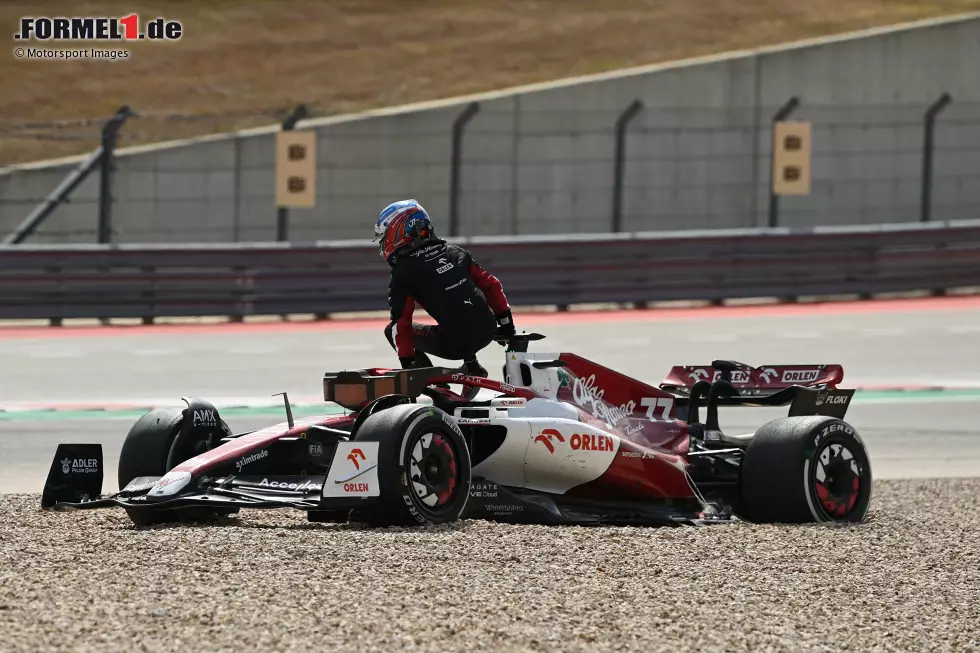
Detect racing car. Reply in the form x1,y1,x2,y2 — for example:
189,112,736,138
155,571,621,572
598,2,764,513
41,332,872,527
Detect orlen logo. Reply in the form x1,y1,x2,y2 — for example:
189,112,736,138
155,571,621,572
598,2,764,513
569,433,614,452
759,367,780,383
347,448,366,470
343,482,370,493
534,428,565,454
688,368,751,383
782,369,821,383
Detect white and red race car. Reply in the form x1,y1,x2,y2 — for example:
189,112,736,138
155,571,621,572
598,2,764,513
42,332,872,528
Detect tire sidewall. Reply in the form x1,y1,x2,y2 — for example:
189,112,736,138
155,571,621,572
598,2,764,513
356,404,472,526
738,415,873,524
803,420,873,523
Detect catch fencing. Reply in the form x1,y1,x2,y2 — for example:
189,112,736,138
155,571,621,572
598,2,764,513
1,221,979,324
2,99,979,244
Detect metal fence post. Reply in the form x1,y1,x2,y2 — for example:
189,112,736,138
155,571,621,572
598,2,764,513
449,102,480,237
277,104,309,242
97,105,135,244
767,96,801,228
920,93,952,223
611,100,644,233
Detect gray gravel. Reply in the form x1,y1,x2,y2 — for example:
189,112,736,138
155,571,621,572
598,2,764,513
1,479,979,653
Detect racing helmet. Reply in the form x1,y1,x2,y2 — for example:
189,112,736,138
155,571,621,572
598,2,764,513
374,199,435,264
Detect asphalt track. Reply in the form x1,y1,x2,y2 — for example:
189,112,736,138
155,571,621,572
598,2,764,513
2,296,980,492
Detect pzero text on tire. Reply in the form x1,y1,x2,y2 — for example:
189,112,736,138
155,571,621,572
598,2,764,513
352,402,472,527
738,415,873,524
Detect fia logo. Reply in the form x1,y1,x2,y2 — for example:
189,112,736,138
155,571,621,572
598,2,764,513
309,442,324,458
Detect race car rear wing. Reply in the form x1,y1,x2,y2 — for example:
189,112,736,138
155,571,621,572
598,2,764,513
660,362,844,397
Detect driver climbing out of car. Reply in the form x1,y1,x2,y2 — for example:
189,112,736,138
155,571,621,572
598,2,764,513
374,199,516,377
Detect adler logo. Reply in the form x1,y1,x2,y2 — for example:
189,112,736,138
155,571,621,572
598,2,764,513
61,458,99,475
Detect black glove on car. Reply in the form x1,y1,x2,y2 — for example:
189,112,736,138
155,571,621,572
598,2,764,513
400,356,418,369
495,309,516,338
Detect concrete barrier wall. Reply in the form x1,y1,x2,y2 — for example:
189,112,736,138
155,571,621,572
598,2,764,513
1,13,978,244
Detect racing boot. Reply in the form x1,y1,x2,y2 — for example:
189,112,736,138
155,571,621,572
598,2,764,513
463,357,488,379
460,358,488,400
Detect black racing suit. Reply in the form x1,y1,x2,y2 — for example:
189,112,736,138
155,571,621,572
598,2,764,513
384,239,511,368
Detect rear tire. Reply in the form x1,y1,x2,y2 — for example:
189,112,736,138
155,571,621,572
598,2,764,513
119,406,235,526
350,403,471,527
738,416,872,524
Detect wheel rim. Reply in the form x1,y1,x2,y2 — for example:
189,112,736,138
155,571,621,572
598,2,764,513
812,442,863,519
408,431,460,512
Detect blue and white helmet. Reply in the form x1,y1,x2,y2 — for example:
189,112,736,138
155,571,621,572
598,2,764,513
374,199,434,262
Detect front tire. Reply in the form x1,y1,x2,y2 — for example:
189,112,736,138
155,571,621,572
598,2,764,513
738,416,872,524
351,403,471,527
119,406,234,526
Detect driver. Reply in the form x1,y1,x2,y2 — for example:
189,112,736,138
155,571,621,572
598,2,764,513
374,199,516,376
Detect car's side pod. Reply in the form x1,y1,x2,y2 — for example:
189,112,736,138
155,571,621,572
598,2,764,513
41,443,104,509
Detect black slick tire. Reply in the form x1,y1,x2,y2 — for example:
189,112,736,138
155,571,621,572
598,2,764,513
738,415,873,524
351,403,471,527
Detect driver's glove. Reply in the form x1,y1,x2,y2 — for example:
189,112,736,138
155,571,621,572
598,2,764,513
495,309,516,339
399,356,420,369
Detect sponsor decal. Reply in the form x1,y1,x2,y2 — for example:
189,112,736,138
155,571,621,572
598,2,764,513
485,504,524,514
556,368,572,389
470,482,498,499
122,479,157,493
149,471,192,497
815,392,849,407
620,450,657,459
309,442,324,458
450,374,516,393
235,449,268,472
61,457,99,475
492,398,526,407
258,478,321,492
783,369,821,384
569,433,614,452
534,428,565,454
192,409,217,428
323,442,380,498
625,423,645,437
572,374,636,425
347,448,366,470
435,258,454,274
535,429,618,453
759,367,779,383
688,368,751,384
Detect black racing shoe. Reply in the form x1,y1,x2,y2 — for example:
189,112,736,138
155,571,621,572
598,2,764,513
463,358,488,379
